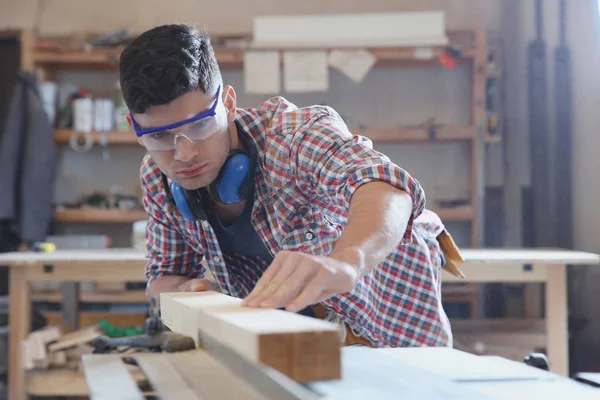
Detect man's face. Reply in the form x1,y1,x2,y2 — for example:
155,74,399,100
130,87,236,191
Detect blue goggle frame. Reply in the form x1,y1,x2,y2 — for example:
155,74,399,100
130,85,221,137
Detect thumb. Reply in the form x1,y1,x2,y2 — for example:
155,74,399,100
188,279,212,292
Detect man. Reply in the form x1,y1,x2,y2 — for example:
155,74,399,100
120,24,463,348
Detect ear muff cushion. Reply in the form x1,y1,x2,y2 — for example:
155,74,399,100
170,181,198,220
213,153,251,205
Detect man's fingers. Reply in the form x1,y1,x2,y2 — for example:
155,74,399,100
243,252,287,305
285,271,329,313
246,255,298,307
178,279,212,292
260,263,314,309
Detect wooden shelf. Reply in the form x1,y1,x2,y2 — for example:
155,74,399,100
359,125,475,142
33,31,476,71
32,290,147,303
55,129,138,145
55,126,474,146
42,311,148,333
35,47,475,70
54,209,147,223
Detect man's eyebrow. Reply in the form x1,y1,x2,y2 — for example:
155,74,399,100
137,94,218,131
137,108,210,132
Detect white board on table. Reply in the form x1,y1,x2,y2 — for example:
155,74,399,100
377,347,554,382
251,11,448,48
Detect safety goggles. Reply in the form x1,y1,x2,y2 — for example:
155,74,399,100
130,86,225,151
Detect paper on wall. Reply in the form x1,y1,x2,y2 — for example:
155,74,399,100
283,51,329,93
328,49,376,83
243,51,281,94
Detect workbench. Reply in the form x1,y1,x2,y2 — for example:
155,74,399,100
2,247,599,399
446,248,600,377
80,347,599,399
1,249,146,400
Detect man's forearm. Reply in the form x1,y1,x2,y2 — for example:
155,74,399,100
329,181,413,278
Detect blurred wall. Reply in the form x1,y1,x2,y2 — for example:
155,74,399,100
0,0,499,35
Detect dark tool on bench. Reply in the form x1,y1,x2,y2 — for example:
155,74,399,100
91,295,195,354
523,353,550,371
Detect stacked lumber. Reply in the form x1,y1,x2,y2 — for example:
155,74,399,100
23,325,99,371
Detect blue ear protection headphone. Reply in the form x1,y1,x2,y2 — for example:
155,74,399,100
163,127,256,221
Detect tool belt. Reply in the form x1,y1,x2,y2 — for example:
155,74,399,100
437,229,466,278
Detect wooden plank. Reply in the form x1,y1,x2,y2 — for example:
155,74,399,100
48,325,102,352
81,355,145,400
160,291,341,383
8,267,30,400
133,354,203,400
166,350,266,400
195,328,320,400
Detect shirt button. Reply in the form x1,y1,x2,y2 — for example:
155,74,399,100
201,221,209,228
305,231,314,240
213,256,221,263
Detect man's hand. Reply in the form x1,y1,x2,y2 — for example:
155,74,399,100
176,278,214,292
147,275,215,298
241,250,360,312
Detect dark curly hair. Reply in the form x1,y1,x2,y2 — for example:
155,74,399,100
119,24,222,114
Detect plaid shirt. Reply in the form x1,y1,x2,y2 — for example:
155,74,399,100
140,97,453,347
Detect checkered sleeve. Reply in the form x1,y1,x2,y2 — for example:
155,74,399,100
292,111,426,244
140,155,205,284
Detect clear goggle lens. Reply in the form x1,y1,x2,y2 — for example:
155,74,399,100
140,115,221,151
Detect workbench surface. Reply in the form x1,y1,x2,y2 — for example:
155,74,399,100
76,347,600,399
1,246,598,264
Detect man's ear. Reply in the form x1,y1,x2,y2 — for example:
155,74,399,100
126,113,134,129
222,85,237,123
126,114,144,147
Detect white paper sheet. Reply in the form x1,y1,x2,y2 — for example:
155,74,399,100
283,51,329,93
243,51,281,94
328,49,376,83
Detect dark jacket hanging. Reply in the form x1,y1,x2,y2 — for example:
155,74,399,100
0,70,56,245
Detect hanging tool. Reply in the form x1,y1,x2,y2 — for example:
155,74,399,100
528,0,557,247
554,0,572,249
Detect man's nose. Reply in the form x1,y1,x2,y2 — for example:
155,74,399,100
173,135,196,162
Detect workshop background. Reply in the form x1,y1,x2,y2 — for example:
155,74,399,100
0,0,599,397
